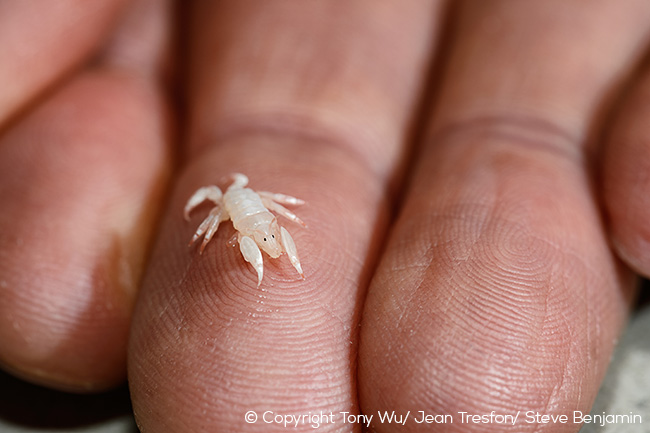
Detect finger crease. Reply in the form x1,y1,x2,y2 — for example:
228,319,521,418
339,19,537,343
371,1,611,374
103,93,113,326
192,110,388,181
428,113,587,164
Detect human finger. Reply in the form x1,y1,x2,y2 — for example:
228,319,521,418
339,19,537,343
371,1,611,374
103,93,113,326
0,0,173,392
601,66,650,278
359,1,650,432
127,1,443,431
0,0,127,128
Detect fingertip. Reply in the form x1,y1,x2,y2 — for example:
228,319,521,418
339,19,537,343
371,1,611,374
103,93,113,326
0,252,133,392
602,159,650,278
128,138,386,431
601,70,650,278
608,226,650,278
360,137,633,432
0,72,170,392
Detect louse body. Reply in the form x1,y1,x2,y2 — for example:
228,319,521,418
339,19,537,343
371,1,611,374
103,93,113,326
184,173,305,286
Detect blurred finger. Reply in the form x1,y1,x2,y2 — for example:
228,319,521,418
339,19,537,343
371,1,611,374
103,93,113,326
0,0,173,391
602,66,650,278
0,0,127,128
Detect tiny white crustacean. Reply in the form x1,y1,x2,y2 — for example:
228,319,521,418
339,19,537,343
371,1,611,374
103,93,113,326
184,173,305,286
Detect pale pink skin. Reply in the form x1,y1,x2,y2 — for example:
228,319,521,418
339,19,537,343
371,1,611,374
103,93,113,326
1,1,650,433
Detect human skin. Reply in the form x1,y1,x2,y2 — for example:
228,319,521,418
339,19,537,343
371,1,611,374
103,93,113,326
1,1,650,432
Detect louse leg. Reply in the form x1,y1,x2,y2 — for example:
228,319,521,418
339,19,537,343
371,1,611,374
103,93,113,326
188,207,222,252
199,208,229,253
259,191,305,206
261,197,307,227
239,235,264,286
229,173,249,189
184,185,223,220
280,227,303,279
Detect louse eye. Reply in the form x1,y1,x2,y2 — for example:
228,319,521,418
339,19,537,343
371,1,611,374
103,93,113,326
263,238,267,242
272,235,275,239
